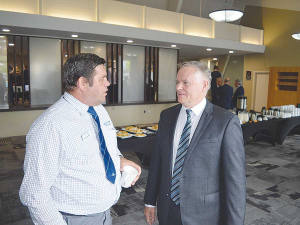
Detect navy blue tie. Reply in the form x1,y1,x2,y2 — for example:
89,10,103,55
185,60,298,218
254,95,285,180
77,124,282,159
88,106,116,184
170,109,192,205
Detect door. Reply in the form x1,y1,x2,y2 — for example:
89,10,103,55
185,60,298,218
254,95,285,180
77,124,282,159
253,72,269,111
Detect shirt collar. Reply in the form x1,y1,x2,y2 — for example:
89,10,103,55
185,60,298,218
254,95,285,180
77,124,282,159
181,98,206,117
63,92,90,115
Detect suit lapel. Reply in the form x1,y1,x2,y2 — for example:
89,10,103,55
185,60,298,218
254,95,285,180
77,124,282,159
182,101,214,169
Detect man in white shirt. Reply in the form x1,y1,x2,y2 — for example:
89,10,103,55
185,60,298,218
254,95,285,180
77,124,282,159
144,61,245,225
19,53,141,225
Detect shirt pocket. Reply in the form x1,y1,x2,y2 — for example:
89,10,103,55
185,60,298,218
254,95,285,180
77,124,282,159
63,130,100,166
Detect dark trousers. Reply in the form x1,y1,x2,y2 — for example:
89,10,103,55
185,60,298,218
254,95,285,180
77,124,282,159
165,199,182,225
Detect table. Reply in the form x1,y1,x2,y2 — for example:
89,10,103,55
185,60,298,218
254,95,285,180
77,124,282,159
241,119,283,146
117,117,300,161
117,133,156,164
275,117,300,145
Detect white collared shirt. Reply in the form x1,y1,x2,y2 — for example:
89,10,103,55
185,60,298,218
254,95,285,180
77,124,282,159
19,92,122,224
172,98,207,171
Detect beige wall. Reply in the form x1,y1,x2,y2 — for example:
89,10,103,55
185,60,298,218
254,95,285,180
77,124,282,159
0,103,177,138
243,54,268,110
241,6,300,110
224,55,244,90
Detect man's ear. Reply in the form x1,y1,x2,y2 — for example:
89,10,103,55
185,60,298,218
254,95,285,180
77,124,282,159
77,77,88,92
203,80,209,91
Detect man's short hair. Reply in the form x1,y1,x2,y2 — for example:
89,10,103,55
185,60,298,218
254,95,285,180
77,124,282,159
224,78,230,83
63,53,106,92
214,66,219,70
179,61,212,90
235,79,242,85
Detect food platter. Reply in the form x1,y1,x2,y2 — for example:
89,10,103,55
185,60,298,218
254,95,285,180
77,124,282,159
122,126,147,134
135,133,147,138
116,130,133,139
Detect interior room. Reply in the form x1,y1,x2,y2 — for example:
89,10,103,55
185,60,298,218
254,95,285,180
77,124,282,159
0,0,300,224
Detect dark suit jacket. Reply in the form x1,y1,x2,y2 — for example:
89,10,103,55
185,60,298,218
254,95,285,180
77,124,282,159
211,71,222,87
211,85,221,105
218,84,233,110
144,101,246,225
232,85,245,108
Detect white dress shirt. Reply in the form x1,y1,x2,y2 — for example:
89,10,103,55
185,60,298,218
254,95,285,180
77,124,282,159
19,92,122,225
146,98,207,208
172,98,207,171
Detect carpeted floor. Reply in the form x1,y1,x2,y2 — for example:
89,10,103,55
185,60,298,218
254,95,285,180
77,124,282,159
0,135,300,225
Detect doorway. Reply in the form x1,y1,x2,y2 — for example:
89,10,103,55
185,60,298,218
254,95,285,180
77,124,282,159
252,71,269,112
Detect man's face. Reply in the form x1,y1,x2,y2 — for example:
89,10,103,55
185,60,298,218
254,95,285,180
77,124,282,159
234,81,238,87
85,65,110,106
217,79,222,87
176,66,207,109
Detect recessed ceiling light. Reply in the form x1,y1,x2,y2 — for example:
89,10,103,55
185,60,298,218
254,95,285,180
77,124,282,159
171,45,176,47
213,58,218,60
2,29,10,32
90,46,94,49
71,34,78,38
207,48,212,51
127,40,133,43
229,50,234,53
8,43,14,46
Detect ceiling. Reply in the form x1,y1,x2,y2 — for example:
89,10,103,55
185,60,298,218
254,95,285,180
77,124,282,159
1,0,298,60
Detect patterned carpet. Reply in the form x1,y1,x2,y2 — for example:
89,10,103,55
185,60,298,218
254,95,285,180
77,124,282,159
0,135,300,225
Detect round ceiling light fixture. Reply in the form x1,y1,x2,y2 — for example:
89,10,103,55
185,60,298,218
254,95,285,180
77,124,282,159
209,0,243,23
292,33,300,40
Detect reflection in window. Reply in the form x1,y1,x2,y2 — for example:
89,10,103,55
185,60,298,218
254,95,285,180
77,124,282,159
6,36,30,109
158,48,177,101
145,47,158,102
123,45,145,103
0,36,8,109
106,43,120,104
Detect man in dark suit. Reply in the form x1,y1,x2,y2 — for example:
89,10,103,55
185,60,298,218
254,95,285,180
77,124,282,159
211,77,222,105
218,78,233,110
232,79,245,109
144,62,245,225
210,66,222,104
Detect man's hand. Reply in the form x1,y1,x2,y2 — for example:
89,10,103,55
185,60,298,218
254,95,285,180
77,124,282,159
144,206,156,225
120,157,141,186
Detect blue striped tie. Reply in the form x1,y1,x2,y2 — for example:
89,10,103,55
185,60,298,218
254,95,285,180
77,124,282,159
170,109,192,205
88,106,116,184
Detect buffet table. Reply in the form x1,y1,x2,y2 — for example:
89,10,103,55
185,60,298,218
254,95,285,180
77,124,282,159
241,119,283,146
116,117,300,161
117,133,156,158
275,117,300,144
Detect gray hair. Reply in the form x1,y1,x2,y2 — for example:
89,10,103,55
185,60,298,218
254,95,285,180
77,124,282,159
235,79,242,85
179,61,212,90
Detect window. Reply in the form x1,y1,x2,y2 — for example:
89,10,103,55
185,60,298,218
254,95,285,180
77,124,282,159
0,36,8,109
1,36,178,111
6,35,30,109
122,45,145,103
29,37,61,106
158,48,177,101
